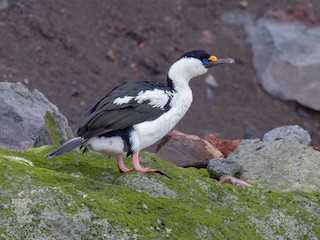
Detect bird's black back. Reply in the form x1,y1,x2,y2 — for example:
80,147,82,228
77,81,174,139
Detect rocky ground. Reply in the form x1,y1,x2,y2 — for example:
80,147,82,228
1,146,320,239
1,0,320,144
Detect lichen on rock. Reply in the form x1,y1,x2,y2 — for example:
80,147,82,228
0,146,320,239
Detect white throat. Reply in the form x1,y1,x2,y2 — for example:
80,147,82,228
167,57,208,92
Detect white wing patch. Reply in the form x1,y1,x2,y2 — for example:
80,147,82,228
113,96,135,105
135,89,172,109
113,89,174,109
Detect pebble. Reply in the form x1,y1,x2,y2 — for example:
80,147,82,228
239,0,249,8
204,74,218,88
23,78,29,85
219,175,252,187
207,158,243,180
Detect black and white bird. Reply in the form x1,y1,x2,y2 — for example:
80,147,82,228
46,50,235,176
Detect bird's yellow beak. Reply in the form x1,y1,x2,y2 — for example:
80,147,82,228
208,55,218,62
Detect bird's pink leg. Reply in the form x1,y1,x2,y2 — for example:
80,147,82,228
132,152,158,173
132,152,172,178
117,155,133,173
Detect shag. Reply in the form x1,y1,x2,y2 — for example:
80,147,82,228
46,50,235,176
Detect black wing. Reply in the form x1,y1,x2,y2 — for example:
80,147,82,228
77,81,173,139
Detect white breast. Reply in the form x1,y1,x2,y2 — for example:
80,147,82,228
130,87,193,152
86,136,125,155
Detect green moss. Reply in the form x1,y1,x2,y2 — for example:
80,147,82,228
0,146,320,239
44,111,62,144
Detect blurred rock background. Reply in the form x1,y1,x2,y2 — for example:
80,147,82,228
0,0,319,144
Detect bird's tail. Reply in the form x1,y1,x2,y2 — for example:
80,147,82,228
46,137,86,158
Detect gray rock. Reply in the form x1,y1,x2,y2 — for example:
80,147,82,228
207,158,243,180
0,82,73,151
228,139,320,192
263,125,311,145
115,173,177,198
0,0,8,10
5,187,124,240
221,11,320,111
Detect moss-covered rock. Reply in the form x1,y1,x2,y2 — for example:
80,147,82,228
0,146,319,239
44,111,74,145
0,82,74,151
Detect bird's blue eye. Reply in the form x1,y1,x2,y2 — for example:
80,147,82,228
202,58,209,63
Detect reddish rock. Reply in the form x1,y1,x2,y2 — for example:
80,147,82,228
219,175,252,187
271,2,318,25
204,134,243,157
156,130,223,168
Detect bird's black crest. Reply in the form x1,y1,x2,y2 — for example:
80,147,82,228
179,50,211,60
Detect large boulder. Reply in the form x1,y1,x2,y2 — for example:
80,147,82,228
0,82,73,151
0,147,319,239
228,139,320,192
221,11,320,111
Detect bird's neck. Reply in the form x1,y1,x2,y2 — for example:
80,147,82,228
167,58,207,92
167,75,191,94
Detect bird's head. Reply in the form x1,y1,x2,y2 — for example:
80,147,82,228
168,50,235,86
